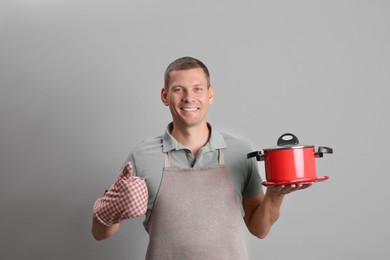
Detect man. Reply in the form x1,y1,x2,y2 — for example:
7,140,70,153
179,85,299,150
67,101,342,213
92,56,311,259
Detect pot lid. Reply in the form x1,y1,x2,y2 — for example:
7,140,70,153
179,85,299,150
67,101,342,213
263,133,314,151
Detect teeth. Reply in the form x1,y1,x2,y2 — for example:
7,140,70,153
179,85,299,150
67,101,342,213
182,108,198,111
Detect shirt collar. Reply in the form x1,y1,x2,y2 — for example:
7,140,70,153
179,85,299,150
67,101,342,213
162,122,227,152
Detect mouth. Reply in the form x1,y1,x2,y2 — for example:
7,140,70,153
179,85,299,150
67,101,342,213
181,107,199,112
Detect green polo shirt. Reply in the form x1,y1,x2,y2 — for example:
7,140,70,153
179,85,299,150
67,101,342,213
127,123,263,231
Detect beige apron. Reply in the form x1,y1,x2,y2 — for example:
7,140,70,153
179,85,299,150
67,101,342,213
145,150,248,260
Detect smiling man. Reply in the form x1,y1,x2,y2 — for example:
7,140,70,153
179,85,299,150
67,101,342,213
92,56,311,260
161,65,214,158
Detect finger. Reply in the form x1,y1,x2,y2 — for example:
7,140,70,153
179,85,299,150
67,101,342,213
284,184,296,191
284,183,312,193
267,185,286,193
299,183,313,190
122,162,133,178
126,162,133,171
282,184,301,194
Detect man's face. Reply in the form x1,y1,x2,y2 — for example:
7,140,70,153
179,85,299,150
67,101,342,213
161,68,214,129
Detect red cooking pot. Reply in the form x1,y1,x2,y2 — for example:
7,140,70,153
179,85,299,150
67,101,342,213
247,133,333,186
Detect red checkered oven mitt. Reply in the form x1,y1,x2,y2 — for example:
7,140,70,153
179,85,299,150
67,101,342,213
93,162,148,226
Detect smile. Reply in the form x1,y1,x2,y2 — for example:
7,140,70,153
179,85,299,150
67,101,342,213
181,108,199,112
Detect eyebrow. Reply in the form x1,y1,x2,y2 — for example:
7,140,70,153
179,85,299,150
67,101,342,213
170,83,205,88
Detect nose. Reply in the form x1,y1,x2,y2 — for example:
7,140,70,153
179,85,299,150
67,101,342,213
181,89,195,102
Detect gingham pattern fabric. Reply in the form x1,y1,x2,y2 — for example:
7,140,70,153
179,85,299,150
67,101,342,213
93,171,148,226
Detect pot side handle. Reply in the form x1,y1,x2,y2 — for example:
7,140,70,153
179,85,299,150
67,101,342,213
247,151,265,161
315,146,333,158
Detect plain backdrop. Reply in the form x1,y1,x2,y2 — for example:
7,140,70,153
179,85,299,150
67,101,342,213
1,0,389,259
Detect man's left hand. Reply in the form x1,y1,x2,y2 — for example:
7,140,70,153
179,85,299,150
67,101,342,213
266,183,313,196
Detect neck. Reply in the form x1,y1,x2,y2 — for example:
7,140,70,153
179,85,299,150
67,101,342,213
171,122,210,158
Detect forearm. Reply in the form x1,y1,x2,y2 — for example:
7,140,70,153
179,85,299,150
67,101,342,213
245,183,312,239
91,215,121,240
246,193,284,239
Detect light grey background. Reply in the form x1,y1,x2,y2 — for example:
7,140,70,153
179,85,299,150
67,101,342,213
1,0,389,259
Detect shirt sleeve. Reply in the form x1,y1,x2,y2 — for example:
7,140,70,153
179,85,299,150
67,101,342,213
242,149,264,198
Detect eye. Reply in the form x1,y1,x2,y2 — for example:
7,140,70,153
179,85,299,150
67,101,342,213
194,87,203,92
172,87,182,93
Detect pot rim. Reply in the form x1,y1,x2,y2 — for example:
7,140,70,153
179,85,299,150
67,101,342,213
263,145,314,151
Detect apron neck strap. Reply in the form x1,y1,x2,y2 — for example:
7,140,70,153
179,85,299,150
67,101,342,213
164,152,171,168
164,149,225,168
218,149,225,165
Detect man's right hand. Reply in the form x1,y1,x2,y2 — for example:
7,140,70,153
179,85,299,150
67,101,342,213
93,162,149,227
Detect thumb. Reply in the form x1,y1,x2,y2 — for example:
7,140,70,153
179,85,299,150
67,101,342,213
120,162,133,179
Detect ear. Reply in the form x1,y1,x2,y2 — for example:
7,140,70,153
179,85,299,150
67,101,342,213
208,85,215,104
161,88,169,106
